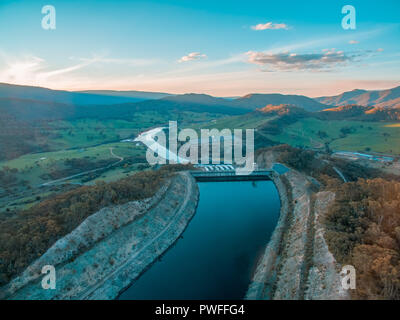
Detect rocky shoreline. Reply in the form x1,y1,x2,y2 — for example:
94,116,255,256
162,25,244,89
246,151,349,300
1,172,199,300
245,171,290,299
1,155,347,300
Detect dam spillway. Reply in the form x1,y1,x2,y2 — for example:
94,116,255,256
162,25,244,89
190,170,273,182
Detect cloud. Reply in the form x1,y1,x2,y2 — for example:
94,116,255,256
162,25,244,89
349,40,359,44
40,59,95,78
178,52,207,63
0,54,45,83
74,56,158,67
251,22,289,31
246,49,358,71
0,52,163,87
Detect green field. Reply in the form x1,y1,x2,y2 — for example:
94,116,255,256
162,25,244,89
191,113,274,131
1,110,221,180
188,114,400,156
0,141,148,212
271,118,400,155
41,111,223,150
0,142,144,176
0,111,224,213
46,119,141,149
2,110,400,214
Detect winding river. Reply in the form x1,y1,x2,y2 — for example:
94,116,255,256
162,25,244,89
119,180,280,300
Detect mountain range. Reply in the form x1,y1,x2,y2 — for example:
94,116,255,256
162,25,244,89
257,103,400,122
315,86,400,109
1,83,400,124
0,84,331,122
77,89,171,100
0,83,147,105
0,82,399,161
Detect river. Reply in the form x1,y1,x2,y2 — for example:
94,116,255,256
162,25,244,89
118,180,280,300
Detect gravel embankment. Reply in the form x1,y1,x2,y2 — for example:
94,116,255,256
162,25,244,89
246,150,348,300
1,172,199,300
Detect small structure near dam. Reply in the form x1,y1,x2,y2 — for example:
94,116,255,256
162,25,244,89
333,151,394,163
191,165,273,182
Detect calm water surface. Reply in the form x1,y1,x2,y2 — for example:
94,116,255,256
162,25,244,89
119,180,280,300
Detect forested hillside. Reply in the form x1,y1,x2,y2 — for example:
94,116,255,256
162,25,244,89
316,86,400,109
324,179,400,299
0,165,189,285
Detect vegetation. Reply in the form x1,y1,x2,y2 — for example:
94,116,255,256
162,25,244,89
263,144,382,183
317,105,400,122
324,179,400,299
39,158,117,180
0,115,51,160
188,104,400,156
256,144,400,299
1,85,400,299
270,117,400,154
0,167,20,187
259,145,400,299
0,109,223,161
257,105,309,135
0,165,190,285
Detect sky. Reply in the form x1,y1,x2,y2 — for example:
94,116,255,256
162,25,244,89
0,0,399,97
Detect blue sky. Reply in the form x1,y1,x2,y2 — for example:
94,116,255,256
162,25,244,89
0,0,399,96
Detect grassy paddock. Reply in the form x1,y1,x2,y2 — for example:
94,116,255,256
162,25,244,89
270,118,400,155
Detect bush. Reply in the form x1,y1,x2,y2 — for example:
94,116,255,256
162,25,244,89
324,178,400,299
0,166,187,286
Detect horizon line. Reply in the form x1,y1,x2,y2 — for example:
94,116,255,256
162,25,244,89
1,81,400,99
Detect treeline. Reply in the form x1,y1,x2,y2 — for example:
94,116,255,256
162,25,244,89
257,144,400,299
255,105,400,139
0,165,191,286
0,114,50,161
0,167,19,187
324,178,400,299
317,105,400,122
264,144,386,183
257,105,308,135
40,158,117,180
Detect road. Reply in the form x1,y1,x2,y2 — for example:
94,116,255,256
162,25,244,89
332,166,347,182
322,159,347,182
77,172,193,299
39,148,124,187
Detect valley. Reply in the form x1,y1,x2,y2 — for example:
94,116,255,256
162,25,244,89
2,0,400,306
0,83,400,300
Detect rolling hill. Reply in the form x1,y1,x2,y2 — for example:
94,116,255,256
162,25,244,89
0,109,49,160
257,104,311,116
0,83,330,118
234,93,328,112
315,85,400,109
0,94,248,124
210,103,400,155
161,92,329,112
2,82,400,161
0,98,77,121
77,89,171,100
256,103,400,123
318,105,400,121
0,83,147,105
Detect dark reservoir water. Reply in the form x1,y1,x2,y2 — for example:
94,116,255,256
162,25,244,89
118,180,280,300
